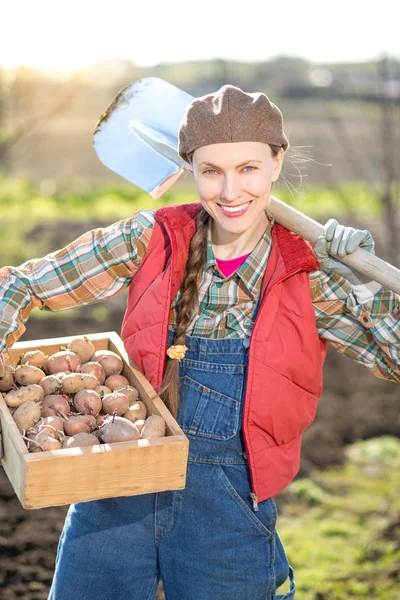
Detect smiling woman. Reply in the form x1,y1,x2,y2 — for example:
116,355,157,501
193,142,284,257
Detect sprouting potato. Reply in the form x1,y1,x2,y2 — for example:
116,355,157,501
64,432,100,448
0,365,15,392
95,385,112,400
37,416,65,436
45,350,81,375
95,411,107,426
73,389,102,416
5,384,44,408
15,364,46,386
55,371,72,378
31,430,62,452
104,374,130,391
41,394,71,417
8,341,171,456
67,337,95,363
13,401,41,433
20,349,46,369
64,414,97,436
60,373,99,394
99,416,140,443
123,401,147,423
92,350,123,377
140,415,166,439
79,362,106,385
39,374,63,396
102,391,129,416
114,385,139,404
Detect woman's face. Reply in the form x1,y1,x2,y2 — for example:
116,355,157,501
192,142,284,244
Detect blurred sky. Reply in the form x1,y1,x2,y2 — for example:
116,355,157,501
2,0,399,71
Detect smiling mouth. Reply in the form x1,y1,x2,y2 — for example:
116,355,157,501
218,201,251,215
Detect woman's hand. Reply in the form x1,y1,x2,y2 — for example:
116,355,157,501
313,219,375,285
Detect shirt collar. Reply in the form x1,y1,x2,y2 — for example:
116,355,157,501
204,211,275,298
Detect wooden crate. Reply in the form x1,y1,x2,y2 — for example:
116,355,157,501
0,331,189,509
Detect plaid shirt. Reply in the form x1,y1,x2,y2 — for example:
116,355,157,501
1,209,400,382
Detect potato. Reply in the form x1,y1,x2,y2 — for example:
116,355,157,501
20,349,46,369
45,350,81,375
140,415,166,439
64,414,97,436
95,385,112,399
67,337,95,363
123,401,147,423
133,419,145,434
55,371,72,378
60,372,99,394
0,365,15,392
5,384,44,408
114,385,139,404
37,415,65,436
39,374,63,396
13,401,41,433
73,389,102,416
95,411,107,426
99,416,140,443
79,362,106,385
104,374,130,391
92,350,123,377
15,364,46,386
41,394,71,417
64,432,100,448
25,427,40,440
102,391,130,416
31,431,62,452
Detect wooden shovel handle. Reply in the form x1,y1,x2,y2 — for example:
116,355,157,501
269,196,400,295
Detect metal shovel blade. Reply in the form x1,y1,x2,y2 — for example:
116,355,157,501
94,77,194,198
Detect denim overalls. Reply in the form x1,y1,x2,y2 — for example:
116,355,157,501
49,331,296,600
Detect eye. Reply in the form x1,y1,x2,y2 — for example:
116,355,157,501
242,165,257,172
203,168,217,175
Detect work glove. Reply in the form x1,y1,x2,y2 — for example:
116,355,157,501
313,219,375,285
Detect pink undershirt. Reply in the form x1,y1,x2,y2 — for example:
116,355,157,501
215,252,252,277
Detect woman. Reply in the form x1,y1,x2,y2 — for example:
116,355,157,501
1,84,399,599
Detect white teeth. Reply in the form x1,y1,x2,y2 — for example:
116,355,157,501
220,202,250,213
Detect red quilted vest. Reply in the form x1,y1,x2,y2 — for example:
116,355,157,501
121,203,327,502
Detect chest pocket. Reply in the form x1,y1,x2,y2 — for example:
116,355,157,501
177,360,245,441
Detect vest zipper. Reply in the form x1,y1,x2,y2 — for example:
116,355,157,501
249,492,259,512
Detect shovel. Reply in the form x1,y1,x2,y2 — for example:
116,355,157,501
94,77,400,294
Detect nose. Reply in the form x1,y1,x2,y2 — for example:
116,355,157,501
221,173,242,203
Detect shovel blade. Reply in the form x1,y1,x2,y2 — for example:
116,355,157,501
94,77,194,197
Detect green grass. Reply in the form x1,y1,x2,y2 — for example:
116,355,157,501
276,437,400,599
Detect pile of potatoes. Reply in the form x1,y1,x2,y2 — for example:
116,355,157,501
0,336,166,452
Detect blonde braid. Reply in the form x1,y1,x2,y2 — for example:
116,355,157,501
159,208,209,418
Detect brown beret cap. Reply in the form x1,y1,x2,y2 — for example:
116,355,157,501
178,85,289,163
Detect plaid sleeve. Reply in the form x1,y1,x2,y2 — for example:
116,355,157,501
310,268,400,383
0,210,155,366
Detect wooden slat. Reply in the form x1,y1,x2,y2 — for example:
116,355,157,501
0,395,28,503
23,436,188,509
